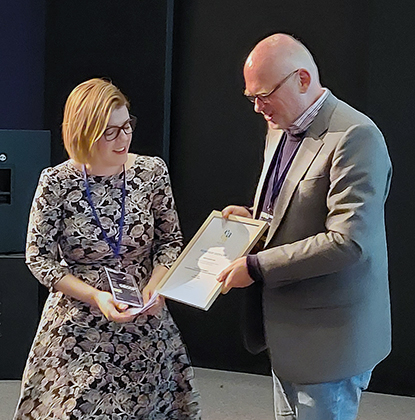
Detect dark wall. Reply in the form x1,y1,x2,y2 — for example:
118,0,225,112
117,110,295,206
0,0,48,379
169,0,372,242
0,0,46,129
0,256,39,379
364,0,415,396
44,0,173,165
168,1,415,396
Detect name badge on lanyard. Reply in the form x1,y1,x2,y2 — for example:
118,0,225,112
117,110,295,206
259,211,273,224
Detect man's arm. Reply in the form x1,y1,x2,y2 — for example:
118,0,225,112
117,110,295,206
219,124,391,291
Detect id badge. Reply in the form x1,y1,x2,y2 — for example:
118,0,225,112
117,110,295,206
105,267,143,308
259,211,273,224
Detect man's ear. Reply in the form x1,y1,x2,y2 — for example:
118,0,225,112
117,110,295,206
298,69,311,93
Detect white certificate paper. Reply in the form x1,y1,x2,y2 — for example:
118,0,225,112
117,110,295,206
157,211,268,310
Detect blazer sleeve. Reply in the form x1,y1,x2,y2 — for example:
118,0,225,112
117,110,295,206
256,123,392,287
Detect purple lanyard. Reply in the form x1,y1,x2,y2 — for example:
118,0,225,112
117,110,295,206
82,165,126,258
269,136,302,208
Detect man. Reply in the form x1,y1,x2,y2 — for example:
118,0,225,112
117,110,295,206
217,34,392,420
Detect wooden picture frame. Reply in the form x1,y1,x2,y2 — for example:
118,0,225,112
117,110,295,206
157,210,268,310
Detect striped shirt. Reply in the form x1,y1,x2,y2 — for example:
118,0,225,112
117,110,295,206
260,88,329,220
288,88,329,135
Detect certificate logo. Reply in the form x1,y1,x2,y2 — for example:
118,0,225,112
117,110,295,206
220,229,232,243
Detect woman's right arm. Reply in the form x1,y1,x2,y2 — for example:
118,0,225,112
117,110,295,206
54,274,136,322
27,169,136,322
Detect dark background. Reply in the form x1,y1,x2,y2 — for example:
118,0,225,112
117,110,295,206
1,0,414,397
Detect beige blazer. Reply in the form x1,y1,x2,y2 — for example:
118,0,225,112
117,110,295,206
247,92,392,383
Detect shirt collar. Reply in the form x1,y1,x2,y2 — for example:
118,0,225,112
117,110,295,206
285,88,329,136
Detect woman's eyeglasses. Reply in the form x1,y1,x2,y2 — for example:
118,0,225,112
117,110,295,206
103,115,137,142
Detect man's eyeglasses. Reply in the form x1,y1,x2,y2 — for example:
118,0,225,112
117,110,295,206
103,115,137,142
244,69,299,103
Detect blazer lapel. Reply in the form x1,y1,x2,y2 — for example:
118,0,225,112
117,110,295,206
265,92,338,245
266,136,323,244
253,126,284,218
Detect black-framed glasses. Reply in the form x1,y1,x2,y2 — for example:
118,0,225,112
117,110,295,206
103,115,137,141
244,69,299,103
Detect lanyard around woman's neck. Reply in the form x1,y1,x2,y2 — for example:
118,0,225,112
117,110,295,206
82,165,126,258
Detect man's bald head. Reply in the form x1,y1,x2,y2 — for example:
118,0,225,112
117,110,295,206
243,34,324,129
245,34,320,83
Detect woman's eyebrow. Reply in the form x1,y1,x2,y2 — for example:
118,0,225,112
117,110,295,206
105,118,131,129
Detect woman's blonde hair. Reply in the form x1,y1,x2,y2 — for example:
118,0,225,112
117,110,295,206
62,78,129,163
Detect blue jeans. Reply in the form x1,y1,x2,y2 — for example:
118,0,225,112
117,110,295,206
272,369,372,420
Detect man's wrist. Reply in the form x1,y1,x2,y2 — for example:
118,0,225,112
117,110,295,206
246,254,264,283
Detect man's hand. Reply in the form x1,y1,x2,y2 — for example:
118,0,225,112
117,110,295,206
222,205,252,219
217,256,254,294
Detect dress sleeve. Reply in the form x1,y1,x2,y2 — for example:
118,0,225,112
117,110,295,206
26,168,70,290
151,158,183,268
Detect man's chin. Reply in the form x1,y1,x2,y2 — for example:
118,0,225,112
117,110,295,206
267,120,281,130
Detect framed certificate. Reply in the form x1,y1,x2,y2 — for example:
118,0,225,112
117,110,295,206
157,210,268,310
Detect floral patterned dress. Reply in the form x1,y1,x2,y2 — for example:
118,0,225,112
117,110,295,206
13,155,201,420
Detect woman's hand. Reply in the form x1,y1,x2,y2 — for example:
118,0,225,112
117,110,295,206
54,273,138,322
142,283,165,317
141,265,168,317
94,291,138,323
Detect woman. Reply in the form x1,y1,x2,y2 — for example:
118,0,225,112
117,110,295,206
14,78,201,420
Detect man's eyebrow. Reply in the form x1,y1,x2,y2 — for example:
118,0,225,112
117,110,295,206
244,88,269,96
244,88,257,96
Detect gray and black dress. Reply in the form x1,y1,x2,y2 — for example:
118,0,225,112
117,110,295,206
13,155,201,420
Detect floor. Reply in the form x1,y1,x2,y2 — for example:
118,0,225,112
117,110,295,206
2,368,415,419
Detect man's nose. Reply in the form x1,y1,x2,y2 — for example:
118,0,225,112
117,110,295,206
254,97,265,113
